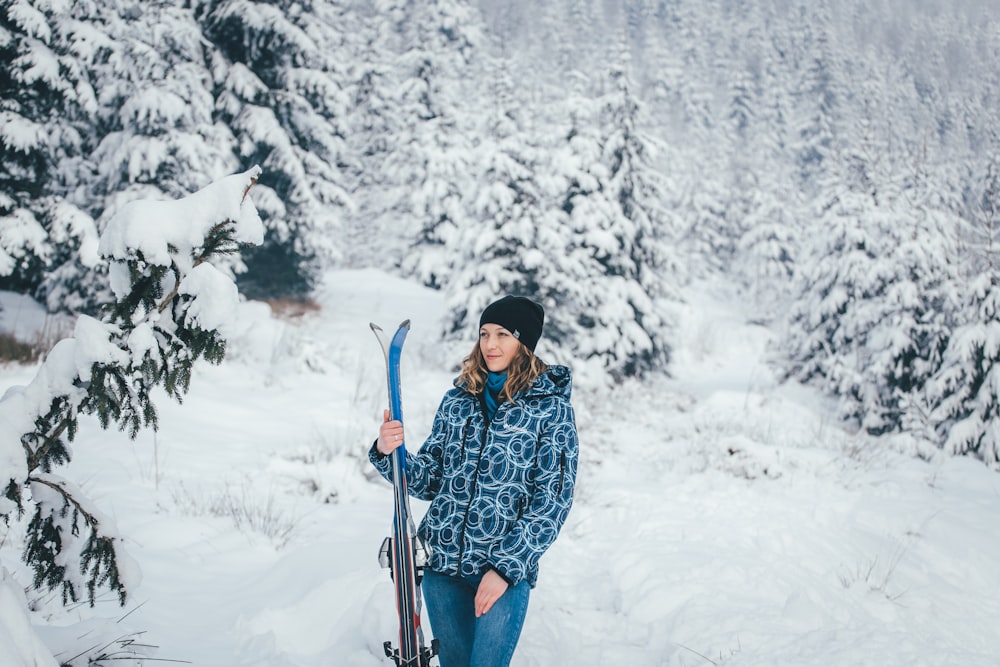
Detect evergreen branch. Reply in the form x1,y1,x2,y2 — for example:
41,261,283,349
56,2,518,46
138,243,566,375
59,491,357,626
24,397,75,473
26,473,128,606
2,479,23,519
27,474,103,541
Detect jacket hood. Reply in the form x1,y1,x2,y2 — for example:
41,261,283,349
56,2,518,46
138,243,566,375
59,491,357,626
522,364,572,400
454,364,572,400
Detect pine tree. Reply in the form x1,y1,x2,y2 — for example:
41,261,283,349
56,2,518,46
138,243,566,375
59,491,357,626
732,161,800,316
49,0,238,313
546,58,677,379
196,0,353,299
785,1,844,198
0,0,102,308
927,160,1000,469
596,56,678,377
439,57,550,340
927,276,1000,470
782,101,961,436
781,177,877,399
781,92,899,426
342,11,405,267
857,139,961,435
384,0,485,289
724,5,801,311
0,166,264,606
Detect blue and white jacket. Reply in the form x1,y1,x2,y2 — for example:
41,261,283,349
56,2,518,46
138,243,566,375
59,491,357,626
370,365,578,588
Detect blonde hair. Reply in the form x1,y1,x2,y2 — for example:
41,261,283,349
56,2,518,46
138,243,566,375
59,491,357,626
457,341,548,402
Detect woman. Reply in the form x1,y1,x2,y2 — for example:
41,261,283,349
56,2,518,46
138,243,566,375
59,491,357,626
370,295,579,667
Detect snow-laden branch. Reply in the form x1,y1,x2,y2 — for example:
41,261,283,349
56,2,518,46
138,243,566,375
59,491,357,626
1,165,263,607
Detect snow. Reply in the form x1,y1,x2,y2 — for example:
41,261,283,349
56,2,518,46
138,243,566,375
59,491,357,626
2,271,1000,666
0,568,57,667
0,208,48,275
179,263,241,335
0,111,47,154
98,165,263,272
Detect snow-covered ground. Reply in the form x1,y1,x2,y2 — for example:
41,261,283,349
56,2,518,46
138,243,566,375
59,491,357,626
2,269,999,666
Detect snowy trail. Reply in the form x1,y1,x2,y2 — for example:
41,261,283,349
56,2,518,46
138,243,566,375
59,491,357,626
516,284,1000,667
3,272,1000,666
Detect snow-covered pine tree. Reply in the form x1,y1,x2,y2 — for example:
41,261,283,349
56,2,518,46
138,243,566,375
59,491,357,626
600,54,678,375
551,56,677,380
782,97,961,436
730,68,800,315
716,40,762,255
196,0,353,299
855,137,962,435
723,7,801,313
860,206,957,431
0,0,101,310
83,2,235,202
439,56,552,341
387,0,485,289
0,166,264,606
652,0,719,136
640,0,691,127
926,159,1000,469
42,0,239,315
927,274,1000,470
779,148,891,427
784,2,844,199
644,1,732,280
342,5,406,268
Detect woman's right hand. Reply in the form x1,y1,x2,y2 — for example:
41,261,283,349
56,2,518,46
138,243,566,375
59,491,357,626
377,409,405,456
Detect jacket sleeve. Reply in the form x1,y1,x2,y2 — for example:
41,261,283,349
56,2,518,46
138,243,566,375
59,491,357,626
488,399,578,586
368,396,450,501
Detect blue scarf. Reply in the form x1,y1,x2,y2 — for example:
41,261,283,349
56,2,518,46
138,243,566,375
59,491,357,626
483,372,508,422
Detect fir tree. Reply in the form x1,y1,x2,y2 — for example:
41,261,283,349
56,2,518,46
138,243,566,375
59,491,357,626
440,57,550,340
785,1,844,198
547,60,678,379
196,0,353,299
342,10,405,267
927,161,1000,469
0,166,264,606
782,115,960,435
928,277,1000,470
387,0,485,289
0,0,102,308
725,7,801,311
591,57,677,377
52,0,237,314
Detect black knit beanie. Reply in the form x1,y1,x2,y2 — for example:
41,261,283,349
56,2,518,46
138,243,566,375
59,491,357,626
479,295,545,352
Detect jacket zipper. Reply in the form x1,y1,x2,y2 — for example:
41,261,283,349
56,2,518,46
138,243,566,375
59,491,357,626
456,399,505,570
556,451,567,497
458,430,487,574
459,416,473,459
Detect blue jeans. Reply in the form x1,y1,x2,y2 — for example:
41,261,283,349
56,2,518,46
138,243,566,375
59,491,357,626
422,569,530,667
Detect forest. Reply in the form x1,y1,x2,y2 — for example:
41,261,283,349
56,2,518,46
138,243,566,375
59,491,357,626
2,0,999,462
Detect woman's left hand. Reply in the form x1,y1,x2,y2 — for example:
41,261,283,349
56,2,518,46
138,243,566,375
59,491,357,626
474,569,509,617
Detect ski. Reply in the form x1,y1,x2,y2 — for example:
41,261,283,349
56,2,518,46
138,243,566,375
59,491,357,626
370,320,438,667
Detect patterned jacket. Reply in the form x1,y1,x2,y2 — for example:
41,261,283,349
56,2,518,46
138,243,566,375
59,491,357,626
370,365,578,588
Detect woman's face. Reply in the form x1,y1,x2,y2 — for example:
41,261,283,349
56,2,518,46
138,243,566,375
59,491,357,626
479,323,521,373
